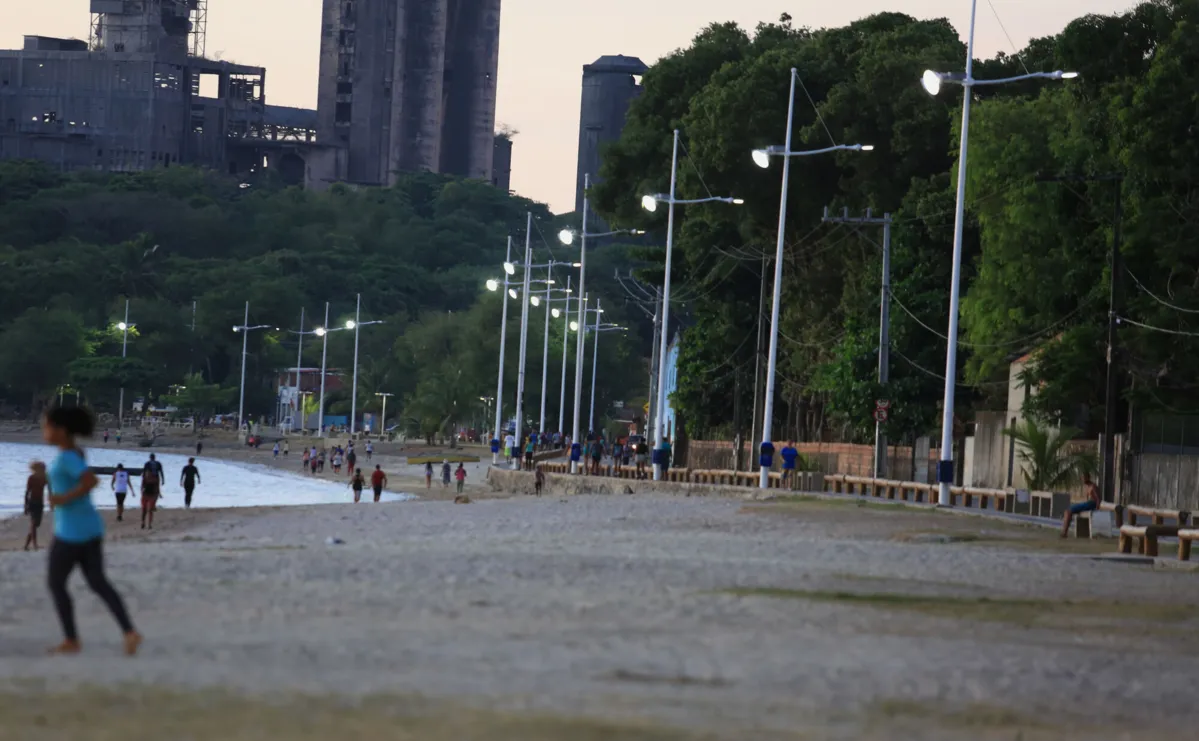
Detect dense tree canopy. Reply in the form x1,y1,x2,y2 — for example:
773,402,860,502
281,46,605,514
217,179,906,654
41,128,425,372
0,165,635,435
592,0,1199,443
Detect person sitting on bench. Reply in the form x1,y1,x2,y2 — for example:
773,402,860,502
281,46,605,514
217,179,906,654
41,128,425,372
1061,472,1100,538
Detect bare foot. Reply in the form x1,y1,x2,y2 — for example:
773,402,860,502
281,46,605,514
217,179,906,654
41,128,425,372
123,632,143,656
48,640,81,655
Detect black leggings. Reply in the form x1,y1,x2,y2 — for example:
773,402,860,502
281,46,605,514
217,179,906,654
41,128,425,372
48,538,134,641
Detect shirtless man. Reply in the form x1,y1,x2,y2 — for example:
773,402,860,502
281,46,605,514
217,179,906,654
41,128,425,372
24,462,47,551
140,466,161,529
1061,472,1102,537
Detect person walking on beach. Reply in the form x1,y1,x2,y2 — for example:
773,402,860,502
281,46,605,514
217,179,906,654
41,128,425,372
142,454,165,486
441,460,451,488
365,440,373,461
282,439,289,456
425,461,433,489
504,431,515,464
534,465,545,496
371,465,387,503
180,458,201,509
140,464,161,530
196,440,203,456
590,437,604,476
115,429,121,445
103,430,109,445
110,464,130,522
37,405,141,656
454,463,467,493
24,462,47,551
302,447,310,470
273,442,280,458
523,436,535,471
350,468,366,503
346,447,357,477
310,452,319,476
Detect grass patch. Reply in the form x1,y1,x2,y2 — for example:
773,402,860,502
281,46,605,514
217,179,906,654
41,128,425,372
0,685,718,741
719,587,1197,627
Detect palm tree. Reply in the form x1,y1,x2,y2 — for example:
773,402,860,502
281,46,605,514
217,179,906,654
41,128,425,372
1002,420,1097,491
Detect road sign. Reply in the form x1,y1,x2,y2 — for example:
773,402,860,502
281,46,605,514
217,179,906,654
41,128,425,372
875,399,891,410
873,408,889,423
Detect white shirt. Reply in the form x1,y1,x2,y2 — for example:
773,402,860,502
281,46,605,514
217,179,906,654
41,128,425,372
504,434,515,449
113,470,129,494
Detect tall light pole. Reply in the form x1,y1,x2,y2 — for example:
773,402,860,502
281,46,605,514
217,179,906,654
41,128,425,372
558,277,573,435
488,237,514,464
287,307,306,431
513,212,534,470
920,6,1077,504
539,269,552,435
374,392,394,434
346,293,384,436
116,299,132,430
642,129,743,481
313,303,352,437
751,69,874,489
588,318,625,435
232,302,274,432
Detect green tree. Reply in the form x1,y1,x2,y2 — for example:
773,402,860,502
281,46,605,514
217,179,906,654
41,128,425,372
0,308,86,410
1003,420,1097,490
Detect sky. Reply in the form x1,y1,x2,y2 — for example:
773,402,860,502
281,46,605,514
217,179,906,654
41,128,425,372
7,1,1135,213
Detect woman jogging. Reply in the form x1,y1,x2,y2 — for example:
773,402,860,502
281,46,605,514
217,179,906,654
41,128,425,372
36,405,140,656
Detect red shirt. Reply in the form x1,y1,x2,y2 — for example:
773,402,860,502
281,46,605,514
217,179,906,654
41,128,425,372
371,470,385,487
455,468,466,481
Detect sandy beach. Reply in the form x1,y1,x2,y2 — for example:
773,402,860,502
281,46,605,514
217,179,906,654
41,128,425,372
2,482,1199,739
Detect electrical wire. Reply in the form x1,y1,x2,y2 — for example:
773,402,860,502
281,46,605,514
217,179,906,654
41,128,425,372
893,348,1007,388
1126,268,1199,314
794,69,837,147
1118,316,1199,338
985,0,1032,76
887,288,1095,349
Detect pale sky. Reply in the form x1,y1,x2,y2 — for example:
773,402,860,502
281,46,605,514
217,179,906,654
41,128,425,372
8,1,1134,213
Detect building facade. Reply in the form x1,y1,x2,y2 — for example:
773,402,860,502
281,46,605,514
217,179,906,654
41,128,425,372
491,131,512,191
316,0,501,186
574,54,646,227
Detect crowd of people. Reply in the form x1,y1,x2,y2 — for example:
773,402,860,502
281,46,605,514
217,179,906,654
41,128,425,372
495,429,665,481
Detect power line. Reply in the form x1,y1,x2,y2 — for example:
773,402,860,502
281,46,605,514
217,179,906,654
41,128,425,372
893,348,1007,388
887,288,1096,349
794,69,837,147
1118,316,1199,338
1126,268,1199,314
985,0,1032,76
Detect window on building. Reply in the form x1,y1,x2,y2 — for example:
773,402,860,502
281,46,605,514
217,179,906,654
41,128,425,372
335,102,352,124
337,81,352,95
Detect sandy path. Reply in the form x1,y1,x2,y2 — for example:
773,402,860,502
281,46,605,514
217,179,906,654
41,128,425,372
1,494,1198,739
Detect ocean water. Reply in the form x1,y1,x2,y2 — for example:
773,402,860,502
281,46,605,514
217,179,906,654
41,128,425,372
0,442,415,519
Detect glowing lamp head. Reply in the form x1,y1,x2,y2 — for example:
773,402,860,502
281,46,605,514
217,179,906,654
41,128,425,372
1061,71,1079,79
345,320,356,330
558,229,575,246
503,262,516,275
530,296,541,307
486,279,499,291
508,289,518,300
752,149,771,169
860,145,875,152
117,322,128,331
732,198,745,205
314,327,327,337
641,195,658,213
569,321,579,332
552,308,561,318
921,69,942,96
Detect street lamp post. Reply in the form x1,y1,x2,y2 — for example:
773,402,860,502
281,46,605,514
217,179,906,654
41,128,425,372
920,2,1076,505
513,212,534,470
642,129,743,481
117,299,131,430
313,303,353,437
558,277,573,436
232,302,274,433
347,293,385,436
374,392,394,434
488,237,514,464
559,190,642,473
539,270,552,435
752,69,874,489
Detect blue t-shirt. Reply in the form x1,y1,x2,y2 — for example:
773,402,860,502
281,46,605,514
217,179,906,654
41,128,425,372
781,446,799,469
50,449,104,543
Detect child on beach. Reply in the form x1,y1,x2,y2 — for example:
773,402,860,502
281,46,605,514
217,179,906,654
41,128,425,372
350,468,366,503
36,405,141,656
332,452,342,474
425,461,433,489
24,462,47,551
273,442,280,458
455,463,467,493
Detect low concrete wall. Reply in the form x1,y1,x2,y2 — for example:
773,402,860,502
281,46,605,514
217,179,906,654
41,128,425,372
486,467,767,500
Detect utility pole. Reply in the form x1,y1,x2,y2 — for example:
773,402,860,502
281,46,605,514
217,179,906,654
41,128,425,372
1037,174,1124,503
646,288,662,437
749,254,768,470
824,208,893,478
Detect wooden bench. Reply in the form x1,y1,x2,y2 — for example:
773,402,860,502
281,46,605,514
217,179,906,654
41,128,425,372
1125,505,1190,528
1074,502,1122,538
1177,529,1199,561
1119,524,1181,557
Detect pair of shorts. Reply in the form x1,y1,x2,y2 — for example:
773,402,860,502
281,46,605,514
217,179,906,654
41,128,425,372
373,485,383,497
1069,500,1099,515
141,494,159,510
29,508,43,529
637,454,647,464
115,491,127,506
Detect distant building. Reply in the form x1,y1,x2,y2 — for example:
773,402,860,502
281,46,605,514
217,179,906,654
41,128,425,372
316,0,501,186
1,3,339,188
492,132,512,192
574,54,647,230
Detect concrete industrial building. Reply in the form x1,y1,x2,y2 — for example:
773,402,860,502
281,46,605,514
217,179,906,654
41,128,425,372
316,0,502,187
491,131,512,192
1,1,341,187
574,54,647,226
